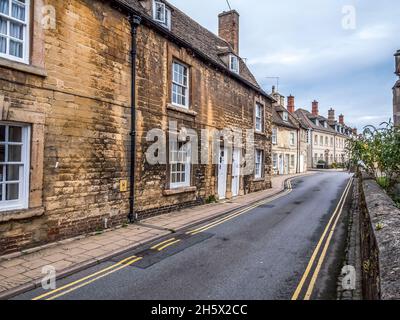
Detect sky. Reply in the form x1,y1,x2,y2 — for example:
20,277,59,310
168,0,400,130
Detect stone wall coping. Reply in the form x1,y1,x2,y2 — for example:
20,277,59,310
0,58,47,77
163,186,197,196
0,207,44,223
362,178,400,300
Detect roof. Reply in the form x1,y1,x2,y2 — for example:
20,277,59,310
295,108,351,137
113,0,273,100
273,105,300,130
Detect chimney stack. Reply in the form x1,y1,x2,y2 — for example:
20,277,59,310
218,10,240,54
339,114,344,124
287,95,295,113
353,128,358,135
395,50,400,77
328,108,335,122
312,100,319,116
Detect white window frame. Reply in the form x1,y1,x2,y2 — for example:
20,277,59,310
152,0,171,30
314,135,318,145
272,128,277,145
290,132,295,146
172,61,189,109
0,0,30,64
169,139,191,189
272,153,278,170
229,54,239,74
0,122,30,212
255,103,264,132
282,112,288,121
255,149,263,179
290,155,295,168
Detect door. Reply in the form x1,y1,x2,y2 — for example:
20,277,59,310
299,155,304,173
279,154,284,175
218,147,228,200
232,148,241,197
285,154,289,174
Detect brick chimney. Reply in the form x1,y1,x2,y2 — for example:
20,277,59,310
312,100,319,116
218,10,240,54
339,114,344,124
353,127,358,135
328,108,335,122
287,95,295,113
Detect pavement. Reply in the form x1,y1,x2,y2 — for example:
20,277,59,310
0,172,313,299
10,171,353,300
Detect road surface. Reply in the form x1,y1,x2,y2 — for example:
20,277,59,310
14,171,353,300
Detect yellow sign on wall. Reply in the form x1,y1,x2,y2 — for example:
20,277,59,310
120,180,128,192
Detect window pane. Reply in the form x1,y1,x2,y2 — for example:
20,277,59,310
0,0,8,15
8,145,22,162
0,36,6,54
9,126,22,142
0,145,4,162
6,164,20,181
6,183,19,200
10,22,23,40
12,2,25,21
0,125,5,141
0,165,3,181
0,17,6,35
10,40,23,58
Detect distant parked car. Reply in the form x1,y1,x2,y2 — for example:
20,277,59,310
317,160,327,169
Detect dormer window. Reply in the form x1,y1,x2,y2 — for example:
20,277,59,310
314,119,319,126
153,0,171,30
324,122,327,128
229,54,239,74
282,112,288,122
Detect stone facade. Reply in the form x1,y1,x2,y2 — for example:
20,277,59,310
0,0,273,254
270,88,308,175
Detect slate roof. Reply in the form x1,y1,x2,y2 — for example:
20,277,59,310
273,105,300,130
295,108,350,137
114,0,272,100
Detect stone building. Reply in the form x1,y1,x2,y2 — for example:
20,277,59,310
0,0,273,254
270,88,308,175
394,50,400,126
295,102,353,168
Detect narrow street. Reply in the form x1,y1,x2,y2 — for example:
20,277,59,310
14,171,352,300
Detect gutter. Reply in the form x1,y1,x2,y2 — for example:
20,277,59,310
128,15,142,223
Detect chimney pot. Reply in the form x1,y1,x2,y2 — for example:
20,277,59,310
339,114,344,124
287,95,295,113
312,100,319,116
218,10,240,55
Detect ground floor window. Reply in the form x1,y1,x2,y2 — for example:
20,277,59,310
290,155,295,167
272,153,278,170
255,149,264,179
0,122,30,211
169,140,191,189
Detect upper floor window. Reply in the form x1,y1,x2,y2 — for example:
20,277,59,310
325,137,328,146
314,135,318,145
0,122,30,212
272,128,277,145
0,0,29,64
229,54,239,74
153,0,171,30
282,112,288,122
290,132,295,146
172,61,189,108
255,103,264,132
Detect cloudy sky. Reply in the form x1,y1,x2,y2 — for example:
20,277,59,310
168,0,400,130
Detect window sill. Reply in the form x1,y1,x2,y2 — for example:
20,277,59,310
255,131,267,137
0,58,47,77
0,206,45,223
167,103,197,116
163,186,197,196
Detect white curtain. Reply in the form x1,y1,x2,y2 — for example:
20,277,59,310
0,0,9,15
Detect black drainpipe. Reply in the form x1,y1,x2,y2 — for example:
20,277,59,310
128,15,142,223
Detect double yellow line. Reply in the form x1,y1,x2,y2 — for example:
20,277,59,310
187,179,294,236
291,177,353,300
33,255,142,300
151,238,181,251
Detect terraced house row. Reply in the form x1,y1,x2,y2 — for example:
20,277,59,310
270,87,355,174
0,0,275,254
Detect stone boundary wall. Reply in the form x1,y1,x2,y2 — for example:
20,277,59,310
359,173,400,300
